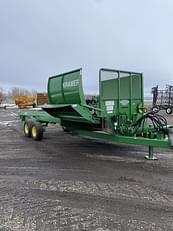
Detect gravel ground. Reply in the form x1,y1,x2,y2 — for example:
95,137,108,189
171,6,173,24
0,107,173,230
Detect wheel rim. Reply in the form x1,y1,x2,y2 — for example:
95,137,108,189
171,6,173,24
153,107,158,112
24,123,29,135
167,108,171,113
32,126,37,138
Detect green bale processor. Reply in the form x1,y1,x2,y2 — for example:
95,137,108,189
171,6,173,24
20,68,173,159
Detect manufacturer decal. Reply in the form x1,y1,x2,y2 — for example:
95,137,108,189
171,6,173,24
63,79,80,88
105,100,114,113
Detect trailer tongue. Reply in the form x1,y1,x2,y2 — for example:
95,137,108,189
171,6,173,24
20,68,173,160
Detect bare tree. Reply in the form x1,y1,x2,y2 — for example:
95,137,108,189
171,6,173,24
0,87,4,104
31,89,37,98
8,87,37,99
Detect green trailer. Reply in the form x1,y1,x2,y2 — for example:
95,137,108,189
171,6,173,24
20,68,173,160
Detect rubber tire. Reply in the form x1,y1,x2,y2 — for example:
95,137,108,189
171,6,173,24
166,107,172,114
31,122,43,141
23,119,33,137
152,106,159,113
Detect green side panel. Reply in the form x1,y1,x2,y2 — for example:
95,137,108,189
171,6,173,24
120,76,130,99
100,74,142,100
48,69,85,105
99,69,144,119
101,79,118,99
132,75,142,99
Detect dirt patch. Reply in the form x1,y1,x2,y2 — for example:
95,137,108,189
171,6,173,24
0,108,173,230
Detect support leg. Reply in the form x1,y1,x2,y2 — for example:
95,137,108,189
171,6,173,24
145,146,158,160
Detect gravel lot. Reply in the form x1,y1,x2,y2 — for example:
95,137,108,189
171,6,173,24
0,107,173,230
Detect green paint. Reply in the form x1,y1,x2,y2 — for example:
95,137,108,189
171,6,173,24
19,68,172,159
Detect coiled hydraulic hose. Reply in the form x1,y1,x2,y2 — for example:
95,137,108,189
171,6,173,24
132,111,167,134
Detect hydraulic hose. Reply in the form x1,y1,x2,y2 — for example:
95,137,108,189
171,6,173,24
132,111,167,134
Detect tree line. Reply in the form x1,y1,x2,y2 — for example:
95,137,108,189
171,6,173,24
0,87,37,104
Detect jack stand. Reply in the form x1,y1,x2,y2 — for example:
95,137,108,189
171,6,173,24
145,146,158,160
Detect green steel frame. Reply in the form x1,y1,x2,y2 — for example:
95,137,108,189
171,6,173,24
20,109,60,124
19,68,173,160
69,129,170,160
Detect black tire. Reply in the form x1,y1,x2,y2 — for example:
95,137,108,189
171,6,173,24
23,119,33,137
166,107,172,114
31,122,43,141
152,106,159,113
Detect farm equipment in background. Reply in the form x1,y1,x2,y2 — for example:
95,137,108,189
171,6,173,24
15,95,36,108
152,85,173,114
19,68,173,160
36,93,48,106
15,93,48,108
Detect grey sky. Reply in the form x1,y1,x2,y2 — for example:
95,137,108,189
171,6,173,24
0,0,173,94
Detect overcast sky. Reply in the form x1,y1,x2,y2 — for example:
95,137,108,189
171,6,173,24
0,0,173,94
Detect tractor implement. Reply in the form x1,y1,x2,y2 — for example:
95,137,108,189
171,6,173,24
19,68,173,159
